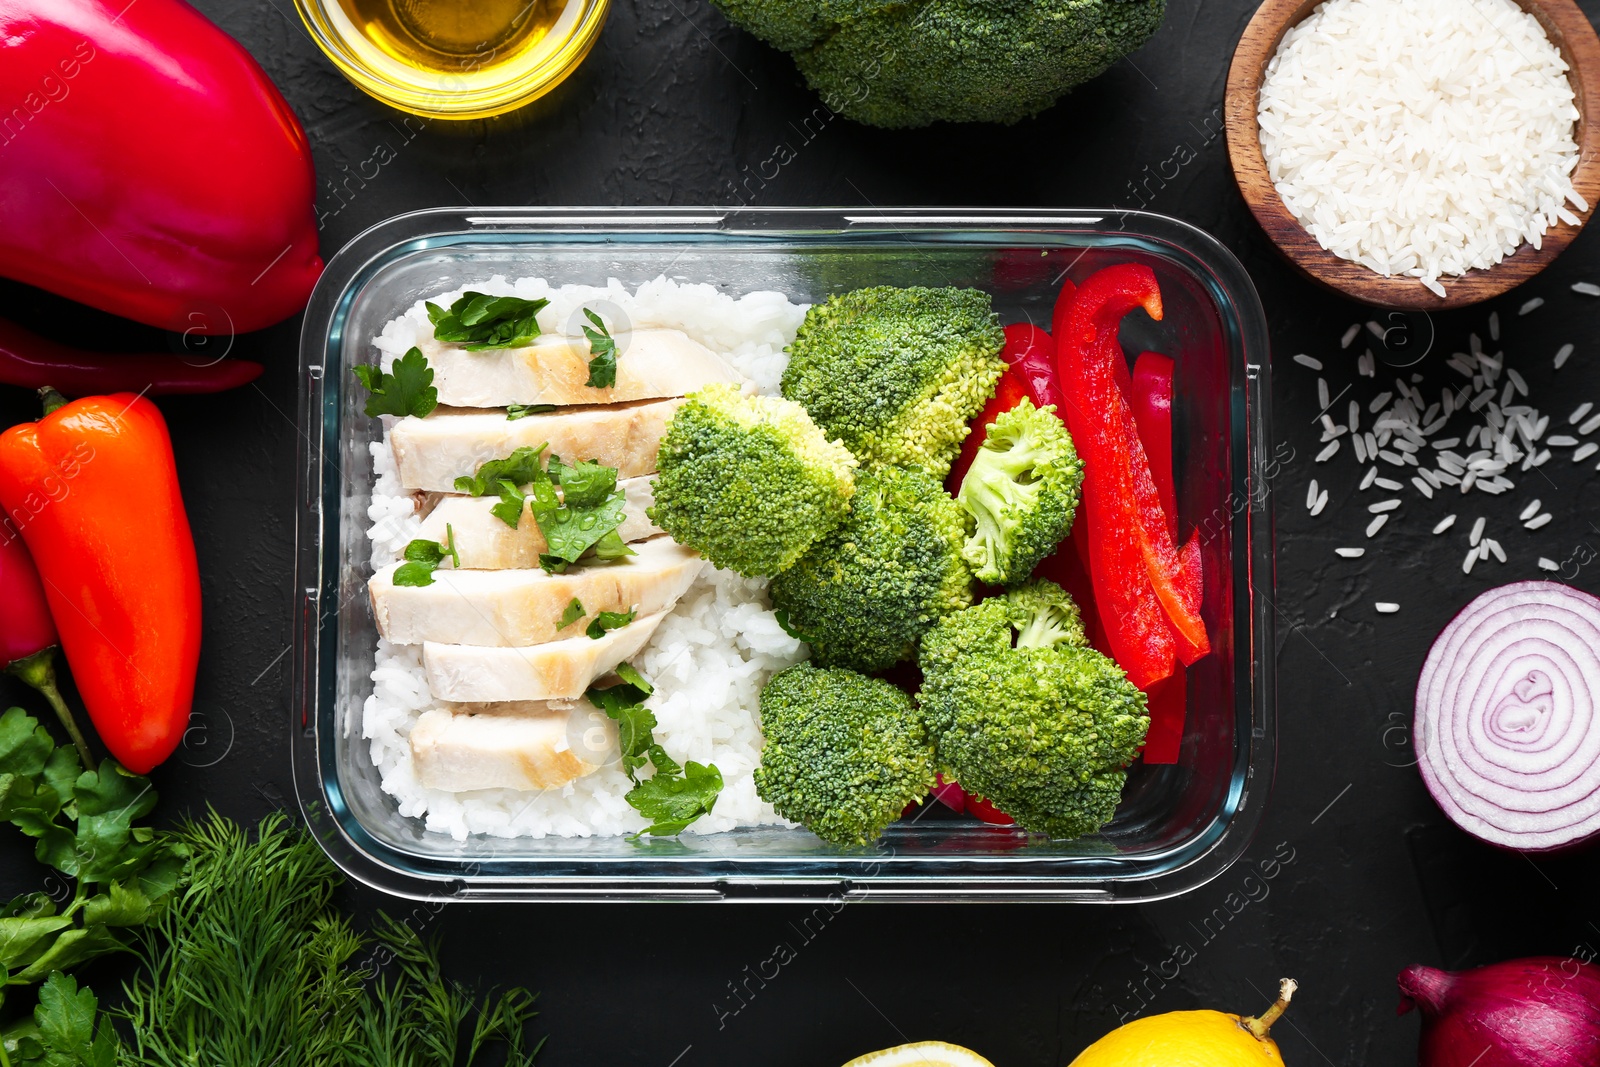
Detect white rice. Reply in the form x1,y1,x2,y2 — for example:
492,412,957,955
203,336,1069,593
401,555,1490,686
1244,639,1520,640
1258,0,1583,294
360,277,812,841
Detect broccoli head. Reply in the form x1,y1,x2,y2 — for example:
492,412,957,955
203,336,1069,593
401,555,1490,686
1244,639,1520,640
649,383,858,577
781,286,1005,478
754,662,937,845
919,579,1148,839
770,465,973,672
710,0,1166,128
957,398,1083,586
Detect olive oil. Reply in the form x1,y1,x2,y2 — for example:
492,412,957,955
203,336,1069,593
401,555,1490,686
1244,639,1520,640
335,0,570,75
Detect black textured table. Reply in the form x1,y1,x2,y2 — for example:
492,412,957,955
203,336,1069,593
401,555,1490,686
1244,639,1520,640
5,1,1600,1063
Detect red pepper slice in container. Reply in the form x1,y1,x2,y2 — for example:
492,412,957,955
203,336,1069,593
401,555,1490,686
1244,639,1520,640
1131,352,1177,534
1054,266,1210,677
1128,351,1187,764
948,368,1029,494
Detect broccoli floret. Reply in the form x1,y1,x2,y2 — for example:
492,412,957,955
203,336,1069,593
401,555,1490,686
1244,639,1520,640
957,399,1083,586
754,662,937,845
649,383,858,577
710,0,1166,128
781,286,1005,478
770,465,973,672
919,579,1148,839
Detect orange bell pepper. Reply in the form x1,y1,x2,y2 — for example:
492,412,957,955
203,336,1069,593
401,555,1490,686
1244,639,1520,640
0,390,200,773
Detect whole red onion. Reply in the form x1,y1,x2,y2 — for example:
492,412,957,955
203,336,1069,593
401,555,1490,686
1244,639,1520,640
1397,958,1600,1067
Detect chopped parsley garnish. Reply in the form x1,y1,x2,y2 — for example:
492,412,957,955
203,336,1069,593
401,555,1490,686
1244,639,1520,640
584,670,721,837
353,347,437,418
506,404,557,420
581,308,618,388
456,447,631,567
392,525,457,587
452,444,548,496
558,597,585,630
426,292,549,350
586,608,636,640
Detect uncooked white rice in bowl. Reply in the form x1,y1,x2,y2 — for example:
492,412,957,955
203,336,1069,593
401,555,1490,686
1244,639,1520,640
1257,0,1586,297
361,277,810,841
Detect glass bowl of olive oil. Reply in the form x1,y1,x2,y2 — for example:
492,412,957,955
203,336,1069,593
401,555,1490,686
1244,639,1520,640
294,0,608,119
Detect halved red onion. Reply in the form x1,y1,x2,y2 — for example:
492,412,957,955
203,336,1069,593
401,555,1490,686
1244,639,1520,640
1415,580,1600,852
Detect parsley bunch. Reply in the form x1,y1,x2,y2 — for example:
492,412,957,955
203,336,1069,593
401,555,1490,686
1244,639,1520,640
427,293,549,351
0,708,187,1009
585,667,722,838
454,448,634,574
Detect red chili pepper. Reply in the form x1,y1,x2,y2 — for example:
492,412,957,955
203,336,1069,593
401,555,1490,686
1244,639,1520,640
1,522,94,767
0,1,321,334
1055,267,1209,676
0,390,201,773
0,319,264,397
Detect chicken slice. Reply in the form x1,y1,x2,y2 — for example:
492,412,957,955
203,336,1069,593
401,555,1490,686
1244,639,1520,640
415,329,741,408
410,701,617,792
418,477,660,570
369,536,702,647
421,610,666,702
389,397,684,492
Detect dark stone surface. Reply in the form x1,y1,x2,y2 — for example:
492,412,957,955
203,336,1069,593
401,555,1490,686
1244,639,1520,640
4,0,1600,1062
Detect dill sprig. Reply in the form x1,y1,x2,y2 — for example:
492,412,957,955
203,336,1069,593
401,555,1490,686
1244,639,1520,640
116,813,539,1067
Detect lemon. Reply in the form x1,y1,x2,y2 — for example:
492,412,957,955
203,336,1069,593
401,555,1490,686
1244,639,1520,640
842,1041,996,1067
1069,979,1298,1067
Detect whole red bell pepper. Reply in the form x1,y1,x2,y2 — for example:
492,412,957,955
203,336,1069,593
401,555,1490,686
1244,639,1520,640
1054,266,1212,686
0,390,200,773
0,0,321,334
1,521,94,767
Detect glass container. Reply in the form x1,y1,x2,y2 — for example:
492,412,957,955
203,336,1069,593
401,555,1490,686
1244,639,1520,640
291,207,1276,903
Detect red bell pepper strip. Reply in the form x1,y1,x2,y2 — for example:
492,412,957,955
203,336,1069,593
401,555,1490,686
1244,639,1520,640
0,1,321,333
0,319,264,397
948,368,1029,494
1131,352,1177,536
1006,321,1066,413
1055,267,1209,670
1141,671,1186,765
0,389,201,773
1,522,94,767
1128,352,1187,764
965,794,1016,826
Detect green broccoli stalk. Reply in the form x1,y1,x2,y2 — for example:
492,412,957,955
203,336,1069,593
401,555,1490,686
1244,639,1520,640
919,579,1148,839
957,398,1083,586
648,383,859,577
754,662,937,846
781,286,1005,478
710,0,1167,128
770,465,973,672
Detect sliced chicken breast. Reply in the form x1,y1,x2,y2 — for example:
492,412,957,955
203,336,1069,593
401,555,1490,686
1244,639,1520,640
410,702,616,792
422,610,666,702
369,536,702,647
418,477,660,570
389,397,684,492
415,329,741,408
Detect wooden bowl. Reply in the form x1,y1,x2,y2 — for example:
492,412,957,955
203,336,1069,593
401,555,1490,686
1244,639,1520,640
1224,0,1600,310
